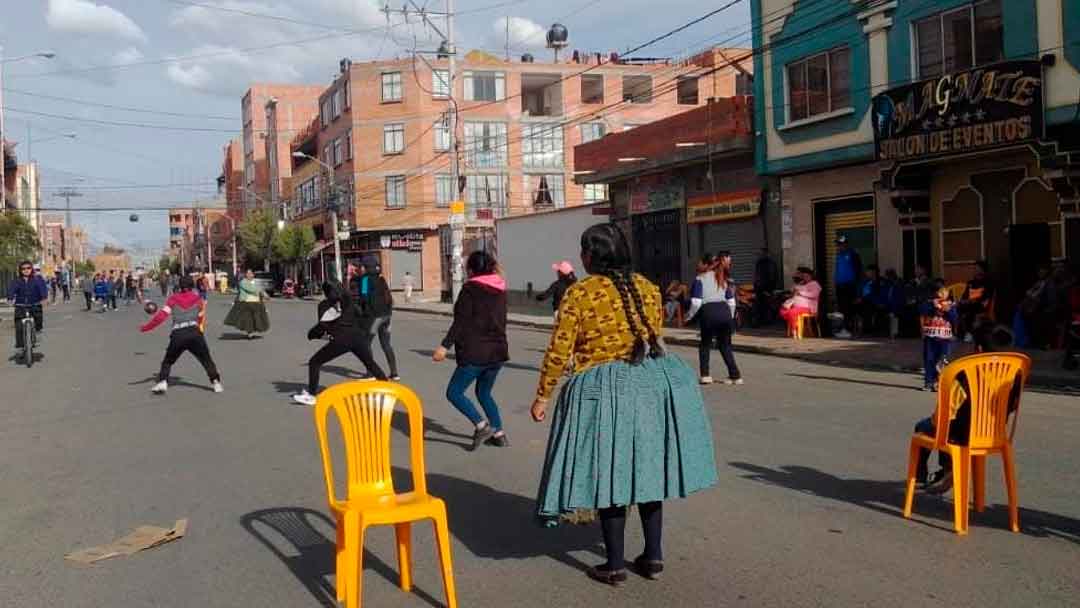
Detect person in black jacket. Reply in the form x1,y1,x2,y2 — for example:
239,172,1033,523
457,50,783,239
291,280,386,406
433,250,510,450
536,260,576,317
356,261,400,380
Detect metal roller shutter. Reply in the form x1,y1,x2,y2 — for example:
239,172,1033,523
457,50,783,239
702,217,765,285
823,210,875,305
388,249,422,291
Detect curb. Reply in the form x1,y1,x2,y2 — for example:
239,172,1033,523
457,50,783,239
396,305,1080,393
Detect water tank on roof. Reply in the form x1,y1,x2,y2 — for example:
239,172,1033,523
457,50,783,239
546,24,569,49
129,214,139,223
521,53,534,63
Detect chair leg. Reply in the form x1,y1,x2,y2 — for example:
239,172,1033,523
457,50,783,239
432,511,458,608
960,449,972,533
395,522,412,592
973,455,986,513
1002,443,1020,532
346,515,366,608
903,439,920,519
336,514,348,603
948,446,966,535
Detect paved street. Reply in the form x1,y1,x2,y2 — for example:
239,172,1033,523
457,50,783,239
2,296,1080,608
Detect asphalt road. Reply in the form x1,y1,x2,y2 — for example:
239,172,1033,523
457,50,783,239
2,296,1079,607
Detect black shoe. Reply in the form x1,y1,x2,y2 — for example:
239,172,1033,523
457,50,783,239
922,469,953,495
468,425,494,451
484,433,510,447
630,555,664,580
586,565,628,586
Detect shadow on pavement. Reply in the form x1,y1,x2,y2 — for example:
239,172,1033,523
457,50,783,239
240,507,444,608
410,349,540,373
218,333,265,341
272,381,308,395
391,412,472,450
128,374,214,392
729,461,1080,541
784,373,921,392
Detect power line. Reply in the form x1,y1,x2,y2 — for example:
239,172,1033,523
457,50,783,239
3,87,236,121
3,107,240,133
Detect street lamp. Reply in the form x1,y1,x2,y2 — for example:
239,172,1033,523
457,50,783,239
292,151,343,283
0,47,56,211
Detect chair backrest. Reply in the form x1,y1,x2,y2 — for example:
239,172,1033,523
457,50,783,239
933,353,1031,450
946,283,966,302
313,381,428,504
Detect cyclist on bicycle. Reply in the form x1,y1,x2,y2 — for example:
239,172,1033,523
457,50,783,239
6,260,48,352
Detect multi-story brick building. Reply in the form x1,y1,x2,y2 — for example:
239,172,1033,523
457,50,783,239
219,138,244,222
281,48,752,295
240,84,323,218
168,199,229,272
41,214,65,271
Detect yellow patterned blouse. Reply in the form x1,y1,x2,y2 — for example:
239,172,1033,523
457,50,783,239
536,273,663,399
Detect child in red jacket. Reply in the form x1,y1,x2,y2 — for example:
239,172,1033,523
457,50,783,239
141,275,223,394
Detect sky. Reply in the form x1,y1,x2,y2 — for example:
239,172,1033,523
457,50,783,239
1,0,751,253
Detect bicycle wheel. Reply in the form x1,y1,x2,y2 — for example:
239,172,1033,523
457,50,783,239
23,322,33,368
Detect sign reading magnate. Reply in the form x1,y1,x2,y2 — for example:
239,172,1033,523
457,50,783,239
872,60,1043,162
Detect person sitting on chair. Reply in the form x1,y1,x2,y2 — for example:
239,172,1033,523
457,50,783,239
779,267,821,336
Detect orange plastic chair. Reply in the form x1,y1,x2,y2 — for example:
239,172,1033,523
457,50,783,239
313,381,458,608
791,313,819,340
902,352,1031,534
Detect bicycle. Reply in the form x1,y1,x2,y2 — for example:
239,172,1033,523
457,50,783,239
13,303,40,368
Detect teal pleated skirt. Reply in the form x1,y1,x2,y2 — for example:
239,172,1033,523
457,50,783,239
536,354,719,523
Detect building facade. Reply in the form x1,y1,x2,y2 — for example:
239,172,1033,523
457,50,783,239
276,48,752,296
220,138,244,222
753,0,1080,321
168,199,230,273
14,163,40,232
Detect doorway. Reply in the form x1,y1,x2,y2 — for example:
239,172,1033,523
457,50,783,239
632,209,682,289
902,227,932,280
814,196,876,310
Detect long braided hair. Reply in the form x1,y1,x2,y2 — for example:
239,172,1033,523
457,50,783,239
580,223,665,364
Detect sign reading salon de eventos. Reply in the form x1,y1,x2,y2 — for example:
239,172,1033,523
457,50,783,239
872,60,1043,162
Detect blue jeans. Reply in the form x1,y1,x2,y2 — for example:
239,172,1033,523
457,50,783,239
922,337,950,387
446,364,504,431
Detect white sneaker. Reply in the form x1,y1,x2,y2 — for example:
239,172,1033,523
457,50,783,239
835,330,853,339
699,376,714,385
725,378,745,386
292,390,316,406
963,334,974,344
151,380,168,394
212,380,224,393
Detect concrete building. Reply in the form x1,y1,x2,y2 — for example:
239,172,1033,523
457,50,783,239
220,137,244,222
279,47,752,296
66,226,88,264
241,84,324,217
753,0,1080,323
14,163,40,231
40,214,65,271
169,198,230,273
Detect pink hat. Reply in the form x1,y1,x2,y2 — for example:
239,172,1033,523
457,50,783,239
552,261,574,275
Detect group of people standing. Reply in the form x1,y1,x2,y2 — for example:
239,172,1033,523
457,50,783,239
80,270,143,312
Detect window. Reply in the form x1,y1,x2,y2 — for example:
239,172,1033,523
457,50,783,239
735,72,753,96
915,1,1003,78
464,70,505,102
942,187,983,269
385,175,406,209
522,123,563,168
432,69,450,98
463,121,507,168
320,98,332,127
528,174,565,208
381,72,403,102
434,118,451,152
786,47,851,122
343,79,351,108
580,122,605,144
323,143,333,166
677,76,699,105
344,129,352,160
584,183,608,204
333,137,344,166
466,175,506,216
435,174,454,207
622,75,653,104
333,88,344,118
581,74,604,104
383,123,405,155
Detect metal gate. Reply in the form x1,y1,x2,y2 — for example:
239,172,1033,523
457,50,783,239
387,249,421,291
632,209,681,288
702,217,765,285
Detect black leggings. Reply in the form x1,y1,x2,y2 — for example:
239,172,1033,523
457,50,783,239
307,335,386,394
84,292,93,310
599,502,663,570
698,303,740,380
370,315,399,377
159,328,220,383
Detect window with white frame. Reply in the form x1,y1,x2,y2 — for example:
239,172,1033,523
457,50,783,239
435,174,454,207
466,174,507,215
528,174,565,208
434,118,451,151
383,123,405,155
381,72,403,102
580,122,605,144
385,175,406,208
463,70,505,102
320,98,332,127
463,121,507,168
914,1,1003,79
522,123,563,168
333,88,344,118
584,183,608,204
786,46,851,122
333,137,344,166
622,75,653,104
432,69,450,98
344,129,352,160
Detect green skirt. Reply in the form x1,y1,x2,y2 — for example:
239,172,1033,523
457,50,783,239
224,301,270,333
536,354,718,522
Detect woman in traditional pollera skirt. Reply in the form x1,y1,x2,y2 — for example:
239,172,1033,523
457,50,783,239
531,223,719,586
224,269,270,338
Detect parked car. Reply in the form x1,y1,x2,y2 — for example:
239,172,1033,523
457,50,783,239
251,271,277,297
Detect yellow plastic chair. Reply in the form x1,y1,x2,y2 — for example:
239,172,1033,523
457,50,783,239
313,381,458,608
791,313,819,340
902,353,1031,534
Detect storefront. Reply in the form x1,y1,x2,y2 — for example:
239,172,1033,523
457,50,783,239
689,189,767,285
627,172,684,289
326,228,432,291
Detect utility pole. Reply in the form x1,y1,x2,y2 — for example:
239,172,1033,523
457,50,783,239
54,187,82,239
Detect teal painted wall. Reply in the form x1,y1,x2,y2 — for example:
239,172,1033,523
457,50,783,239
753,0,767,174
1065,0,1080,72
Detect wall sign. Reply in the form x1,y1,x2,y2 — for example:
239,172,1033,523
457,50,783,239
630,173,685,215
872,60,1043,162
687,190,761,224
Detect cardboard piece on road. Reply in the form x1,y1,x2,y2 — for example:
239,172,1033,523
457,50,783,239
65,519,188,565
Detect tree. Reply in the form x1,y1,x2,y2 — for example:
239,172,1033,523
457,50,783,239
238,209,276,271
74,260,96,276
273,224,316,281
0,212,41,272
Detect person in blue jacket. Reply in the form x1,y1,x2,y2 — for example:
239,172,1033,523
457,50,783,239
93,273,111,311
834,235,862,338
6,260,49,351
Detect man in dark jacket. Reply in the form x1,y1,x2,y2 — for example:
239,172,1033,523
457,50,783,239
7,260,49,350
752,248,780,326
536,261,576,316
355,260,400,380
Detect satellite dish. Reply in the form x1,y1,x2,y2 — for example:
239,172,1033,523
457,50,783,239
129,214,139,222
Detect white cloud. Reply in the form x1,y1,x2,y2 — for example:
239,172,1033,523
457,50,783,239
310,0,383,29
45,0,148,43
492,17,548,54
165,45,308,96
111,46,143,65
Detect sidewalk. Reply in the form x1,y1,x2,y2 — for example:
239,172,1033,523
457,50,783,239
396,299,1080,392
